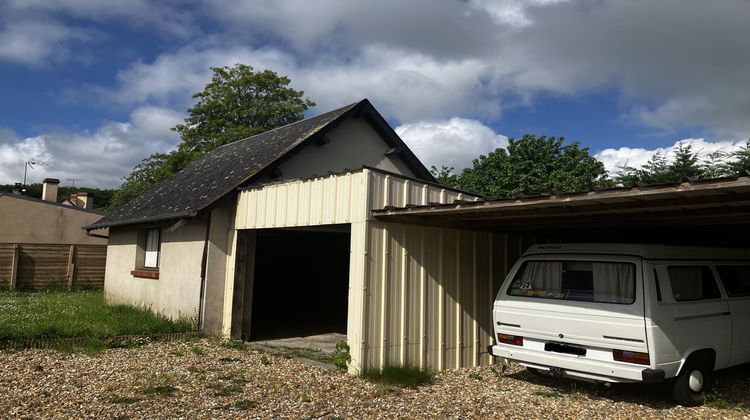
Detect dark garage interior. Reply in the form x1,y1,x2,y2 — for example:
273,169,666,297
248,226,351,341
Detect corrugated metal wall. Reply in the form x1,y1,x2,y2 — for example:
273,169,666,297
230,169,536,372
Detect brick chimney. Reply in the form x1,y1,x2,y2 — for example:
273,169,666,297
76,192,94,209
42,178,60,202
12,183,23,194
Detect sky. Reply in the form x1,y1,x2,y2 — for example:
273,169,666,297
1,0,749,188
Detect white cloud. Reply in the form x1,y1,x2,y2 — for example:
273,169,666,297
0,106,182,188
0,19,90,65
595,138,748,176
396,118,508,171
99,43,495,122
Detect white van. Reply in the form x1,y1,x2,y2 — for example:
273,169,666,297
489,243,750,406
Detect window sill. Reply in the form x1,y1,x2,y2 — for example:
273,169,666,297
131,269,159,279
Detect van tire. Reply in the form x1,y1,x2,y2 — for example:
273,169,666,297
672,362,711,406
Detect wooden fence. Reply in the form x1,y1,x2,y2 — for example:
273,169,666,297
0,244,107,290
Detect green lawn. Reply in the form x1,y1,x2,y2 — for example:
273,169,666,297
0,290,195,341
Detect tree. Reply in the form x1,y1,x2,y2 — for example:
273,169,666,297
725,139,750,174
110,64,315,210
430,165,458,188
174,64,316,154
667,141,703,180
701,149,730,179
457,135,609,197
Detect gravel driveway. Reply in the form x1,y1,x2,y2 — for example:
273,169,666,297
1,339,748,419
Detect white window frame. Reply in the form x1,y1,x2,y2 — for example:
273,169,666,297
144,228,161,268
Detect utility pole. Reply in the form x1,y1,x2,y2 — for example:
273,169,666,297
67,178,82,188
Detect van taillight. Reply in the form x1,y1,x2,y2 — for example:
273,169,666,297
613,349,650,365
497,333,523,346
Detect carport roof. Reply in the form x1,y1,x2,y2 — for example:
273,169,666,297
372,172,750,240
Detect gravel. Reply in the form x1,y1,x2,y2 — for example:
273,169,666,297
0,339,748,419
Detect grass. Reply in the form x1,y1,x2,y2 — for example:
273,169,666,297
0,290,195,342
361,365,434,388
533,390,563,398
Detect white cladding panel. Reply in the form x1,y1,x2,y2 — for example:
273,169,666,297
230,168,537,372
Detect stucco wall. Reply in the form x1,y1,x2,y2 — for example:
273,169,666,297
103,216,208,320
272,118,416,181
0,195,106,245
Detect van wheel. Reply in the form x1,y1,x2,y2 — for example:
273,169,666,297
672,363,711,406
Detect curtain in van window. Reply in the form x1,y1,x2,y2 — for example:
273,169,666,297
522,261,563,291
592,263,635,303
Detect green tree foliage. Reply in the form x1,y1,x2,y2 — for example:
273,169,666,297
430,165,458,188
174,64,316,154
726,139,750,174
615,139,750,186
457,135,609,197
110,64,315,211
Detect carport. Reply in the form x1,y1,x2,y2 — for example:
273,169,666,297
372,173,750,247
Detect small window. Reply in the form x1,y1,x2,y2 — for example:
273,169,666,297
716,266,750,297
507,260,636,304
144,228,161,268
668,266,721,301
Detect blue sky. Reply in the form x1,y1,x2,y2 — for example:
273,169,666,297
1,0,749,188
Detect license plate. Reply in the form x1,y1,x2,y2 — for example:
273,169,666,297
544,342,586,356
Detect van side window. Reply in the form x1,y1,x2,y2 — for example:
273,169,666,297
716,266,750,297
668,266,721,301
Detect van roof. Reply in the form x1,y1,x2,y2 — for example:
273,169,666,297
524,243,750,260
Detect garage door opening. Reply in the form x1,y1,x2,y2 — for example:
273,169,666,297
247,225,350,345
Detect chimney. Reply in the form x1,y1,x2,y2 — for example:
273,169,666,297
76,192,94,209
42,178,60,202
12,183,23,194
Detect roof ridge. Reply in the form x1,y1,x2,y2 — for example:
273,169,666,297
211,100,361,151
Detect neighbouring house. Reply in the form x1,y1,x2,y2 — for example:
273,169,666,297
1,178,108,290
84,98,750,373
0,178,106,245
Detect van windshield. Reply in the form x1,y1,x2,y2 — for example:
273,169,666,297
507,260,636,304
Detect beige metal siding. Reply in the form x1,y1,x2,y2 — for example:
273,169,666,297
235,172,368,229
358,224,531,371
228,168,535,372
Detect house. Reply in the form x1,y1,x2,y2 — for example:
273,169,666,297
0,179,106,245
86,99,507,372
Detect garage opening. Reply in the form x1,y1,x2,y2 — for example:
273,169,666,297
247,225,350,345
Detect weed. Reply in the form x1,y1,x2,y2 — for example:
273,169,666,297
169,350,184,357
221,340,247,351
260,355,271,366
361,365,434,388
190,346,205,356
232,399,258,410
533,390,563,398
299,392,311,403
219,357,239,363
209,382,244,397
33,364,44,372
140,374,178,396
705,392,747,411
142,384,178,396
186,366,204,374
469,372,482,381
40,390,51,397
332,340,351,372
109,395,141,404
375,384,400,396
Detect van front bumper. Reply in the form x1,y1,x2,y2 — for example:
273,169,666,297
489,344,663,384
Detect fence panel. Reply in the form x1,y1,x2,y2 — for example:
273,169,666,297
0,244,106,290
